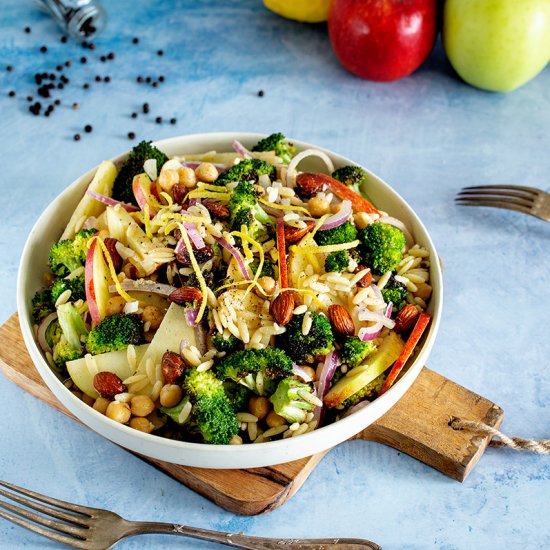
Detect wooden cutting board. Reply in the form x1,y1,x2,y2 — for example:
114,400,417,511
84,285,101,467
0,313,503,515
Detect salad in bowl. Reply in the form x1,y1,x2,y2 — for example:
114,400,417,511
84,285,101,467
20,133,441,467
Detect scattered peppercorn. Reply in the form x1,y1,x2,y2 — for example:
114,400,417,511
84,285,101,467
155,116,162,124
29,102,41,115
152,81,158,88
65,60,72,67
61,36,68,43
80,56,87,63
54,99,61,105
60,75,69,83
82,41,89,48
6,65,13,72
24,26,31,33
157,50,164,56
104,76,111,83
72,102,79,110
128,132,136,139
37,85,51,98
83,83,90,89
142,102,149,114
46,105,54,113
40,46,48,53
170,117,177,125
137,76,144,83
48,73,56,81
95,75,102,82
145,77,151,83
74,134,81,141
89,43,96,50
56,64,63,71
159,76,165,82
8,90,16,97
258,90,265,97
131,112,138,119
132,37,139,44
100,55,106,62
27,95,33,102
107,52,115,60
57,83,64,89
84,124,93,133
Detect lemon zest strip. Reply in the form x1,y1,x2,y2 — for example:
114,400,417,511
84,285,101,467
290,240,360,255
95,237,133,303
259,197,310,215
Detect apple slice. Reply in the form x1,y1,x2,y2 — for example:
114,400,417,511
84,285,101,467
61,161,118,240
132,173,157,217
85,236,111,325
67,344,149,398
323,330,404,408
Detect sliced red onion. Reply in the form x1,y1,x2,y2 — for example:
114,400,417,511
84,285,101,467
86,190,139,212
342,400,370,418
188,198,201,207
357,308,395,329
179,338,190,356
358,302,394,341
286,149,335,187
82,216,99,230
110,280,177,296
213,236,250,280
183,223,205,249
292,364,313,383
358,324,382,341
37,312,58,353
378,215,414,248
232,140,253,159
185,307,199,327
313,350,339,426
319,200,352,231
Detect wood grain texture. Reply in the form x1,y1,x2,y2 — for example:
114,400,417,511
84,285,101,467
0,314,503,515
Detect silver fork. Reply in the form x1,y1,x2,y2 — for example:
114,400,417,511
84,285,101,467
455,185,550,222
0,480,380,549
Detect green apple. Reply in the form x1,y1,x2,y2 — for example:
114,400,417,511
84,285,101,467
443,0,550,92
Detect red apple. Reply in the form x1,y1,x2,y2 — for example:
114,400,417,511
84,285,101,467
85,236,111,325
328,0,438,81
132,174,157,217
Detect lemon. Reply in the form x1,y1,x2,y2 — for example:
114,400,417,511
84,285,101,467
263,0,330,23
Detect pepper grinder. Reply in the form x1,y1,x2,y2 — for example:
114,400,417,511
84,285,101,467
36,0,107,39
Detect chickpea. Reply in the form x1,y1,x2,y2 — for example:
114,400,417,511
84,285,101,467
159,384,183,408
106,295,126,316
415,283,432,301
266,410,287,428
330,201,343,214
122,262,138,280
141,305,164,331
178,166,197,188
130,395,155,417
129,416,155,433
254,276,277,297
194,162,218,183
158,169,179,192
93,397,111,415
354,212,371,230
248,396,270,420
229,435,243,445
307,196,330,217
81,393,96,407
106,401,131,424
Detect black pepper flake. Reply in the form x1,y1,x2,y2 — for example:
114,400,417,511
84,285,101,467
170,118,176,125
61,36,68,43
72,102,79,110
157,50,164,56
155,116,162,124
128,131,136,139
24,26,31,33
84,124,93,133
100,55,106,62
40,45,48,53
107,52,114,60
258,90,265,97
80,56,87,64
8,90,16,97
74,134,81,141
142,102,149,114
83,83,90,89
131,112,138,119
6,65,13,72
132,37,139,44
54,99,61,105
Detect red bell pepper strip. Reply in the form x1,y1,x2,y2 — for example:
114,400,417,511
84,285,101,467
378,312,431,395
276,217,288,291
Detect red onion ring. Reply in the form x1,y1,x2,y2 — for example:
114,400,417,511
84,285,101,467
37,312,58,353
342,400,370,418
378,215,414,248
86,190,139,212
313,350,338,426
185,307,199,327
213,236,250,280
292,364,313,383
183,223,205,250
319,200,352,231
232,140,253,159
286,149,335,187
358,302,394,341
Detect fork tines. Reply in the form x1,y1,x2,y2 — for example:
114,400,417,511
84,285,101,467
455,184,539,216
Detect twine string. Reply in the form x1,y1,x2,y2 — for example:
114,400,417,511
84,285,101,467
449,417,550,454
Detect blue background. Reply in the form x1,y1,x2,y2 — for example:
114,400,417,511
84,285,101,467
0,1,548,548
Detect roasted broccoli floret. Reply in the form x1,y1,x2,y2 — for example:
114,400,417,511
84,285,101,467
211,332,242,353
52,302,89,369
86,313,143,355
228,180,274,241
216,348,294,395
340,336,376,369
31,289,54,323
51,276,86,304
112,140,169,205
215,158,275,187
249,257,275,278
251,133,296,164
325,251,350,273
183,369,239,444
270,378,320,423
48,229,97,277
277,312,334,364
358,222,405,275
223,381,251,412
381,276,408,311
331,165,368,195
314,221,357,246
341,374,386,409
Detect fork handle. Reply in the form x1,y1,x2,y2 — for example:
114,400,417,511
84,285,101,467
128,521,381,549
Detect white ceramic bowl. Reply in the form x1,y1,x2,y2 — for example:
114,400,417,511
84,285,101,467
17,132,442,469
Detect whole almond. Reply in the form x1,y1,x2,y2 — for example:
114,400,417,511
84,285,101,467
328,304,355,336
168,286,203,305
295,172,326,195
284,220,315,243
269,292,295,326
356,267,373,288
161,351,186,384
394,304,420,334
171,183,187,204
93,371,126,399
202,198,229,219
103,238,122,272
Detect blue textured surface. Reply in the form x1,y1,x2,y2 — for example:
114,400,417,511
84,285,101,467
1,1,549,548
